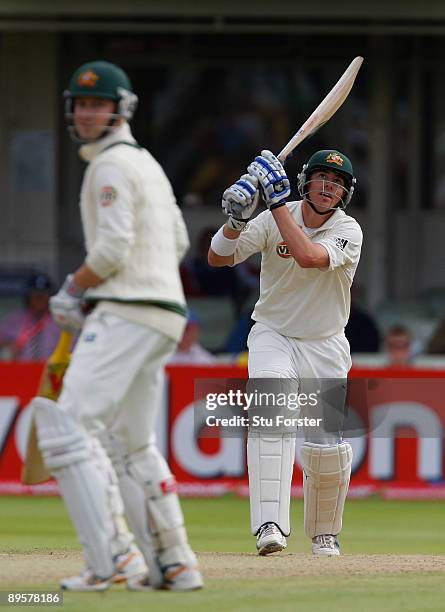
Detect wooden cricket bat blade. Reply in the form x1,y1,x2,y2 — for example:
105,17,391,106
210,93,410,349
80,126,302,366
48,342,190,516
278,56,364,163
21,421,48,485
21,331,72,485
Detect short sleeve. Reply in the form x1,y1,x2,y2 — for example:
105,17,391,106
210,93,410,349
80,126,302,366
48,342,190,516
233,211,269,265
316,221,363,271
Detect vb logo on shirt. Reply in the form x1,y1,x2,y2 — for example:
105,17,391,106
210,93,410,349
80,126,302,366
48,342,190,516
276,241,292,258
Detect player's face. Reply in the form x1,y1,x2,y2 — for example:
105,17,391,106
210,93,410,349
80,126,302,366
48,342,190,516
386,333,411,366
73,97,117,141
306,170,347,211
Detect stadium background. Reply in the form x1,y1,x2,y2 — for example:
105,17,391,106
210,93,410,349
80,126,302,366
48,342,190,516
1,2,445,609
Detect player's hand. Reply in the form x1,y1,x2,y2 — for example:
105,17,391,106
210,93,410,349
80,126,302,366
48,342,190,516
248,150,291,210
222,174,259,230
50,274,86,332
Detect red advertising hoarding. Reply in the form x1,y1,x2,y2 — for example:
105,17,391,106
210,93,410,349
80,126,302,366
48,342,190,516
1,363,445,499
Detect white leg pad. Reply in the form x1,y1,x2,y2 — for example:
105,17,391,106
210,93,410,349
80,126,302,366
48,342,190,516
33,398,114,578
248,433,295,536
127,445,197,570
301,441,353,538
91,436,134,557
105,437,155,560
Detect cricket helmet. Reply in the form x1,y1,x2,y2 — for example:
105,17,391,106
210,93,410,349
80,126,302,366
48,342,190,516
64,60,138,122
297,149,356,208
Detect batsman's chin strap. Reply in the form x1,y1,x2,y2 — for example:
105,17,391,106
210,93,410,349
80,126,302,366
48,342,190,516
305,195,345,216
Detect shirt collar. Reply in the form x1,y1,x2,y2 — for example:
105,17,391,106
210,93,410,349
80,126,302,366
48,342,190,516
294,200,345,233
78,122,135,162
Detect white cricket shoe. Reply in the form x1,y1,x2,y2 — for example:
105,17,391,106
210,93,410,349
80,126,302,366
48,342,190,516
256,522,287,556
112,544,148,584
60,569,111,592
127,564,204,592
312,534,340,556
61,544,147,591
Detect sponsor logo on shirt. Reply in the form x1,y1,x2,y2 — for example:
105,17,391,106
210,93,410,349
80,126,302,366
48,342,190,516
276,241,292,258
83,332,97,343
334,237,348,251
100,185,117,206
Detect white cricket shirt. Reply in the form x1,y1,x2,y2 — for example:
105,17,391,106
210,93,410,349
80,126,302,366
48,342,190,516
233,200,362,339
77,123,189,342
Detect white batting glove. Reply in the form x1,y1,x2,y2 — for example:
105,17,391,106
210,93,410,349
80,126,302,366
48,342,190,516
222,174,259,230
50,274,86,332
248,150,291,210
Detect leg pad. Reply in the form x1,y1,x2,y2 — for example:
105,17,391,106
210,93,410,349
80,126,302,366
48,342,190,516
301,441,352,538
248,433,295,536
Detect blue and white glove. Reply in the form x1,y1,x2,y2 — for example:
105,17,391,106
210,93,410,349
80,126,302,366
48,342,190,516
50,274,86,332
248,150,291,210
222,174,259,231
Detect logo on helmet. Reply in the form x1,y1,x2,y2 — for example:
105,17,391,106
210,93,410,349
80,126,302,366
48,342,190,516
77,69,99,88
325,153,344,167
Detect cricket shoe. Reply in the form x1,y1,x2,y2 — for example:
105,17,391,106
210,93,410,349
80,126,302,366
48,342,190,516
256,522,287,556
61,545,146,591
312,534,340,556
112,544,148,584
60,569,111,592
127,564,204,592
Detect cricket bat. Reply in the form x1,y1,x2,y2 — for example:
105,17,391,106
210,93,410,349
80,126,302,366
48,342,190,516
277,56,364,163
21,330,72,485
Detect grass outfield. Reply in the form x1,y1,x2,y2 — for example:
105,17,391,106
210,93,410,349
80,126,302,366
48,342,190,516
1,495,445,611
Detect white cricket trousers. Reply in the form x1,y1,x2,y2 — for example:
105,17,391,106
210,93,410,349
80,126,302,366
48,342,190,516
247,321,351,443
58,309,176,452
246,321,352,535
247,321,351,381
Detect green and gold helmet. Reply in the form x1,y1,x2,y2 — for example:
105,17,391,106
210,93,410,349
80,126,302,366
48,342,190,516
297,149,356,208
64,60,138,120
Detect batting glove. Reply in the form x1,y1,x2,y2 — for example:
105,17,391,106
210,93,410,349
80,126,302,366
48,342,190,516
50,274,86,332
222,174,259,230
248,150,290,210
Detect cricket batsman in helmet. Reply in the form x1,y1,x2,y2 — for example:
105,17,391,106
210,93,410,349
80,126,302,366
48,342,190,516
32,60,203,591
208,147,362,557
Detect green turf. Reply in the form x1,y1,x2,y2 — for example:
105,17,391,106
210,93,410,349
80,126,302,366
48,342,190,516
8,574,443,612
2,495,445,611
2,495,445,554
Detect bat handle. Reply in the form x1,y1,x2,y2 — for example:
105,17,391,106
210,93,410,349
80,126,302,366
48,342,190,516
277,151,291,164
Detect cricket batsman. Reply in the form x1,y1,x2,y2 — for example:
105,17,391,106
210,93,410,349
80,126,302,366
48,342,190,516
32,60,203,591
208,149,362,556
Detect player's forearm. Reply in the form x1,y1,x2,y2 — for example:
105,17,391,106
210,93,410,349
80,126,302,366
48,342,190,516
207,249,234,267
73,264,105,289
223,224,241,240
207,224,239,267
271,207,329,268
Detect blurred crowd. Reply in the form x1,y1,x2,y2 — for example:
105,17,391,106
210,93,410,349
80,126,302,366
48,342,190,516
4,64,440,367
2,263,445,368
0,272,60,361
